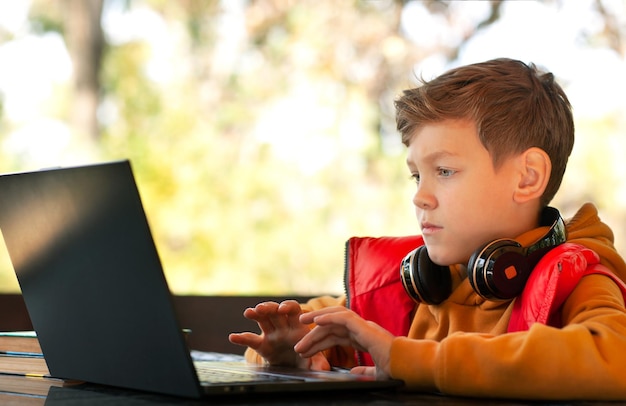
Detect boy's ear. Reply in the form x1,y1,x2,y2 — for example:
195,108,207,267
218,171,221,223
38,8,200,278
513,147,551,203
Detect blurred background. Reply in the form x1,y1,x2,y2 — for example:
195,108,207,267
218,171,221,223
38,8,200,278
0,0,625,295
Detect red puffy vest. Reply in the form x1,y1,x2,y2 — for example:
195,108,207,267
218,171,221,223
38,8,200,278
508,242,626,332
344,236,422,366
345,237,626,366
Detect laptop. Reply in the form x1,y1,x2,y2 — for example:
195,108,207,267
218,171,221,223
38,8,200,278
0,160,402,398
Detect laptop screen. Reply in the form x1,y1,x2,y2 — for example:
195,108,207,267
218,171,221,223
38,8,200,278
0,161,203,398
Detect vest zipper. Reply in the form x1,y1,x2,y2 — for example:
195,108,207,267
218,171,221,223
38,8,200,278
343,237,365,366
343,238,351,310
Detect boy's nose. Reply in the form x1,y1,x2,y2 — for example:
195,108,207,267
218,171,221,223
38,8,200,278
412,184,436,209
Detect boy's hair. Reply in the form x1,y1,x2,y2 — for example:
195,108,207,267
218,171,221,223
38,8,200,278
395,58,574,206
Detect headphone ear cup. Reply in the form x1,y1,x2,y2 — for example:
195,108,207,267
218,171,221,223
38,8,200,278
401,246,452,305
468,239,529,300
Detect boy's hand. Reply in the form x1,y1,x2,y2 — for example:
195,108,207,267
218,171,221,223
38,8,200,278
294,307,394,380
228,300,330,371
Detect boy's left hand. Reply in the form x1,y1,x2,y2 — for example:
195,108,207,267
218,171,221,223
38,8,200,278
294,307,394,379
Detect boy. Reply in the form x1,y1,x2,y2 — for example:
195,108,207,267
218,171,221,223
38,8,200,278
229,58,626,400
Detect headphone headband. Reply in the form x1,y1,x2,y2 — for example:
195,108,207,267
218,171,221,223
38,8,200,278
526,206,567,257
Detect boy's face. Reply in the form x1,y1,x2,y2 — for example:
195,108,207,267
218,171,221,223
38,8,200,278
406,119,526,266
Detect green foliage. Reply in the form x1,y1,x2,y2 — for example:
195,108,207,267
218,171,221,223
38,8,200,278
91,1,419,294
1,0,625,296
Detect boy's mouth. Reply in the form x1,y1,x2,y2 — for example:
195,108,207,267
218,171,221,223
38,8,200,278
420,221,442,235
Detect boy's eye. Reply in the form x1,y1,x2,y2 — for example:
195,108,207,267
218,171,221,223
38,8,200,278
438,168,455,177
409,173,420,184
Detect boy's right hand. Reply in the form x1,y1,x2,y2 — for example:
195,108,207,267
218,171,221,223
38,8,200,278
228,300,331,371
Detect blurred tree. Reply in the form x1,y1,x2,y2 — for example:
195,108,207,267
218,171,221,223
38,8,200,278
0,0,625,294
64,0,105,141
29,0,105,142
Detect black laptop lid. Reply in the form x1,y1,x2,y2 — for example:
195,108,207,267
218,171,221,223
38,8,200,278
0,160,203,398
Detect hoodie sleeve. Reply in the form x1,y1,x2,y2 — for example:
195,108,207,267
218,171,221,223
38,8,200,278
389,268,626,400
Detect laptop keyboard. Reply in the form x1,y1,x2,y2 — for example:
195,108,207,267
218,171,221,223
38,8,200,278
194,361,302,384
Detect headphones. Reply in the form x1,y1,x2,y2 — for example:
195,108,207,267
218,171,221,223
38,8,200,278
400,207,567,304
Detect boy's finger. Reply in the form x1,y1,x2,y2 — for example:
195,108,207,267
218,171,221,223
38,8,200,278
228,332,262,349
278,301,304,327
299,306,347,324
296,334,344,358
277,300,302,314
